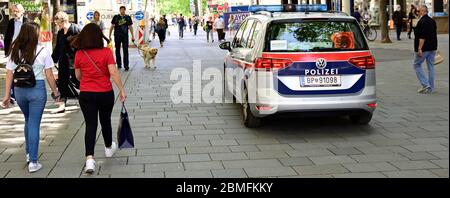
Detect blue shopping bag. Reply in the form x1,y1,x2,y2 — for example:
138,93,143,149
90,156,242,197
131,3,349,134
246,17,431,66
117,103,134,149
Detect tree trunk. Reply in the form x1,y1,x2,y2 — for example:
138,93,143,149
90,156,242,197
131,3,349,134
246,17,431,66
51,0,61,46
380,0,392,43
194,0,199,16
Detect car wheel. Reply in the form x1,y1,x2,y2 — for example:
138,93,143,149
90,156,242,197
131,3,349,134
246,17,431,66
349,113,373,125
242,88,261,128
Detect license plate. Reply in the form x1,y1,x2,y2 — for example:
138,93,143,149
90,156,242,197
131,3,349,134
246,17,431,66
300,75,341,87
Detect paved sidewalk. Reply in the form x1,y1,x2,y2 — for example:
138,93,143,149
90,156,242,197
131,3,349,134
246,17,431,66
0,27,448,178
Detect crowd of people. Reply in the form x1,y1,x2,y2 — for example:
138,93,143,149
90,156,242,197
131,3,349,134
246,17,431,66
0,4,238,175
351,4,421,41
146,13,231,43
1,4,128,174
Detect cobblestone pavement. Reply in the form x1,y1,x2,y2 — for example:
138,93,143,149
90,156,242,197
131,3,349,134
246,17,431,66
0,27,448,178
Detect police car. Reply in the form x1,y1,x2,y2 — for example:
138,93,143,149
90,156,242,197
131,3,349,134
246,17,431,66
220,4,376,128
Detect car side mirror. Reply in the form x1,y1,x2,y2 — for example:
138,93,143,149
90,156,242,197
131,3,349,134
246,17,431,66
219,41,232,52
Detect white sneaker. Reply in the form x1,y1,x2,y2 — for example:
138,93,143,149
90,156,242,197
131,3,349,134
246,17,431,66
85,158,96,173
105,142,117,158
51,102,66,114
28,162,42,173
26,154,29,163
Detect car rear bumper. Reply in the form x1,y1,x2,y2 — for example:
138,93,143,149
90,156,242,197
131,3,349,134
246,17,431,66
249,85,376,117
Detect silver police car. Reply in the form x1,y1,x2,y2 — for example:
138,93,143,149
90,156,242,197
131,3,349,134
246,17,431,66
220,5,376,128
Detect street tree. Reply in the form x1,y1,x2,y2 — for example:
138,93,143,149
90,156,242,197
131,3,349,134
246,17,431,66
51,0,60,45
379,0,392,43
157,0,191,16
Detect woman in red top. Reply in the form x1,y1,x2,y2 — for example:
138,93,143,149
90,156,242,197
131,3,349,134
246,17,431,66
71,23,126,174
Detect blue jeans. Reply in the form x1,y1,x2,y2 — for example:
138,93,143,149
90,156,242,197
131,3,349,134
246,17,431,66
206,30,213,41
413,50,436,91
14,80,47,163
178,26,184,38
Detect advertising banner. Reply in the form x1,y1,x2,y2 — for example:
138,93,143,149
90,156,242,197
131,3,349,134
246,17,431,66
10,0,52,46
223,11,250,30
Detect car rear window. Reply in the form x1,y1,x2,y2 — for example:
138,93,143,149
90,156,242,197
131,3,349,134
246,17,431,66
265,19,369,52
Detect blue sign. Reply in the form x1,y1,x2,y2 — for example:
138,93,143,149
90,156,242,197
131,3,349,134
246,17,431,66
86,11,94,21
231,5,249,12
135,11,144,20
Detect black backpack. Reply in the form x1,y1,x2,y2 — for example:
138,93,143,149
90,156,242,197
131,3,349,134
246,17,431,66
13,48,44,88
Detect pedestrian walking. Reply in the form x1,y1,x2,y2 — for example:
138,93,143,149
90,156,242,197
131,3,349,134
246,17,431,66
71,23,127,174
205,16,214,43
91,11,105,31
3,4,28,106
228,15,235,39
214,15,225,41
393,5,405,40
362,7,371,23
163,15,169,37
177,14,185,39
148,17,156,42
351,7,362,23
1,22,59,173
109,6,134,71
156,17,166,47
52,11,81,114
188,17,192,32
193,16,199,36
413,5,438,94
408,4,418,39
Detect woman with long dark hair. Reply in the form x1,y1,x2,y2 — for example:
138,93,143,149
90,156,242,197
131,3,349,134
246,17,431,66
1,22,59,173
408,4,418,39
71,23,126,173
156,17,166,47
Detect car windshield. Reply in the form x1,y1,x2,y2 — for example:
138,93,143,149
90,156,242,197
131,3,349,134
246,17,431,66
265,20,369,52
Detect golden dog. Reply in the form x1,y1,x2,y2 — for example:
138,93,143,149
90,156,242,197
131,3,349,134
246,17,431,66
140,44,158,69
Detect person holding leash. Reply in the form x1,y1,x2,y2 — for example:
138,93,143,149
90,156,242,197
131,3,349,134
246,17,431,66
109,6,135,71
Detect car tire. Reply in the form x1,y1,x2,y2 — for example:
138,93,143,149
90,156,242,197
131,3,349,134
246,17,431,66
242,88,261,128
349,113,373,125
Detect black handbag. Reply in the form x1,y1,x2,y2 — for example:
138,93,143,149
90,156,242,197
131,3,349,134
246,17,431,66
54,65,80,99
13,48,44,88
117,103,134,149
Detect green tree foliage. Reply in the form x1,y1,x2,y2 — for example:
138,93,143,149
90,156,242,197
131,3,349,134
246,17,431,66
157,0,191,16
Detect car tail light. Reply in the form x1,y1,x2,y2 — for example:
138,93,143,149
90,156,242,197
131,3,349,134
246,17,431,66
256,106,273,111
367,103,377,108
348,55,375,69
254,58,293,71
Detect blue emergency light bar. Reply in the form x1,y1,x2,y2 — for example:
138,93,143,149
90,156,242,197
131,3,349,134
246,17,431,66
249,5,284,12
297,4,328,12
248,4,328,13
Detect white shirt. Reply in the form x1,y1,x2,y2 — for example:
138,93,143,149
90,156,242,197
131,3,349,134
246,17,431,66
92,19,105,31
12,16,24,42
214,18,225,29
6,45,54,80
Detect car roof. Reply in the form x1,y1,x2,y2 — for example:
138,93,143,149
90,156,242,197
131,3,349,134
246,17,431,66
247,12,355,23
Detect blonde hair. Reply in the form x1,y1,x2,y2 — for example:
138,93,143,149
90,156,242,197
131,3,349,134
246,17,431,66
12,4,25,12
54,11,69,22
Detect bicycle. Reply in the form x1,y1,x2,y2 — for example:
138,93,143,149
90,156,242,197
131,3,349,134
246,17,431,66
361,20,377,41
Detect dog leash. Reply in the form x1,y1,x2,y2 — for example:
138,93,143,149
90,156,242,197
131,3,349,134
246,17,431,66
131,40,145,59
